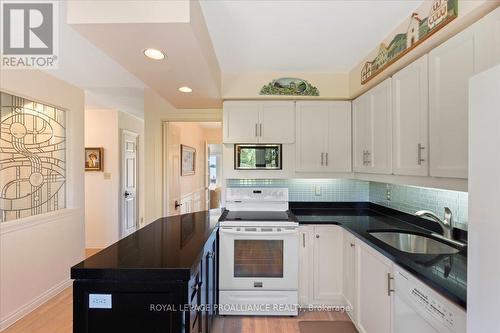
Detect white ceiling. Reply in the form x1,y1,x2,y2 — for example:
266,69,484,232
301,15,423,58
200,0,422,73
43,2,146,118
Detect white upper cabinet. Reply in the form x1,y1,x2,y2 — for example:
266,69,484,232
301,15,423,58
223,101,295,143
353,78,392,174
296,101,352,173
392,54,429,176
429,26,474,179
429,8,500,179
259,101,295,143
474,8,500,74
223,101,260,143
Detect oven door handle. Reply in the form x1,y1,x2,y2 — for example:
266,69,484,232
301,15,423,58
219,229,298,236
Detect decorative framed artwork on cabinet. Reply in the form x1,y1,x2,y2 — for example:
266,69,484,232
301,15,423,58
85,147,104,171
181,144,196,176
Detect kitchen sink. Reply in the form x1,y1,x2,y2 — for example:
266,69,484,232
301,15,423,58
368,231,460,255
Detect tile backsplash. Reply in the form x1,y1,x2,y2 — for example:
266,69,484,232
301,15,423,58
226,179,369,202
369,182,468,230
226,179,469,230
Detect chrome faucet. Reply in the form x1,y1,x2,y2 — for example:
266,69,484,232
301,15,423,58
415,207,453,240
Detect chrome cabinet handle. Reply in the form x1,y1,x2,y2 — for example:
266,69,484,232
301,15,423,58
418,143,425,165
302,233,306,248
321,153,324,166
255,123,258,137
387,273,394,296
325,153,328,166
260,123,262,137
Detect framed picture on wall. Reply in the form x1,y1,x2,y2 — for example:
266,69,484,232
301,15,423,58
85,147,104,171
181,145,196,176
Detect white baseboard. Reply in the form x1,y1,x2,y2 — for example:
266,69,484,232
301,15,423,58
0,278,72,331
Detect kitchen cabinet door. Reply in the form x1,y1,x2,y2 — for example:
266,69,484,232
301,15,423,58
259,101,295,143
369,78,393,175
343,231,356,318
353,93,371,173
298,226,313,306
204,237,217,333
356,239,394,333
223,101,260,143
474,8,500,74
312,226,343,305
295,102,329,172
429,26,474,179
325,102,352,172
392,55,429,176
353,78,392,175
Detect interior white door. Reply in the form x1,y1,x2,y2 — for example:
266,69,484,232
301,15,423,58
356,239,393,333
326,101,352,172
429,27,474,179
259,101,295,143
121,130,139,237
295,102,328,172
223,101,260,143
312,226,343,304
164,123,182,216
369,78,393,175
352,93,371,173
392,55,429,176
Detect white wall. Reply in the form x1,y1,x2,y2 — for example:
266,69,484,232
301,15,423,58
84,109,119,248
0,69,85,330
84,109,145,249
468,65,500,332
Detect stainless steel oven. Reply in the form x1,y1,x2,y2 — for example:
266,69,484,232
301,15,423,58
234,144,282,170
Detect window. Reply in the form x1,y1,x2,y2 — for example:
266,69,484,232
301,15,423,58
0,92,66,222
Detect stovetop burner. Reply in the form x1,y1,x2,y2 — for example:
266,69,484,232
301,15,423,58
223,211,293,222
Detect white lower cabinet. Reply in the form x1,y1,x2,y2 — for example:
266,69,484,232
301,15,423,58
298,225,343,306
343,230,356,318
355,239,394,333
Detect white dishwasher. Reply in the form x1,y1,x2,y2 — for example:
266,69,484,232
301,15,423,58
394,266,466,333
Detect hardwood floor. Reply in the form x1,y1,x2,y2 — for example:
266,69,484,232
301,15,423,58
213,309,352,333
4,246,353,333
3,286,73,333
5,298,351,333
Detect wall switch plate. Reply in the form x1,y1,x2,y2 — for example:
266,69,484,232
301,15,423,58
315,186,321,196
386,186,392,201
103,172,111,180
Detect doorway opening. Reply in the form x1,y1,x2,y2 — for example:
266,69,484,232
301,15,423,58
163,121,222,217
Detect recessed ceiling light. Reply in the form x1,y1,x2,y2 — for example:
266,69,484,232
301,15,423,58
143,48,165,60
179,86,193,93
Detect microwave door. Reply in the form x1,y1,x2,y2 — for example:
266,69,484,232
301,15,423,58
255,148,266,168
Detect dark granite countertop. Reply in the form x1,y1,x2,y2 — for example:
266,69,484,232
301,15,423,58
290,202,467,309
71,209,221,281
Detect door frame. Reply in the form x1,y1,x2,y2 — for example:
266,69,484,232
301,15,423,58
120,129,139,238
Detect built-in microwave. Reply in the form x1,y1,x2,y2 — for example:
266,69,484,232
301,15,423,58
234,144,282,170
